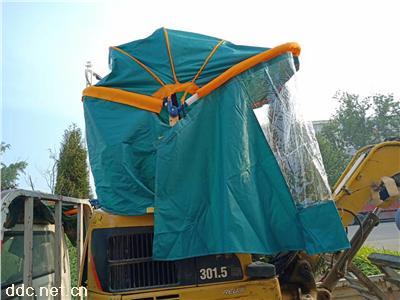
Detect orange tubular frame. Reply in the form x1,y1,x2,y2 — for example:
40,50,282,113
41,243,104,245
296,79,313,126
83,86,164,113
195,42,301,99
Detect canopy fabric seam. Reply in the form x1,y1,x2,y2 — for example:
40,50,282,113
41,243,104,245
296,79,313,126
180,39,225,102
163,28,179,83
110,46,166,86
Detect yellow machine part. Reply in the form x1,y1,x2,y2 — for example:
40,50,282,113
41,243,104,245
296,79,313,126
333,141,400,226
88,279,281,300
83,210,283,300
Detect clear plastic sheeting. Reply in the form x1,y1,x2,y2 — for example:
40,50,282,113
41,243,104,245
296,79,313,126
252,56,331,205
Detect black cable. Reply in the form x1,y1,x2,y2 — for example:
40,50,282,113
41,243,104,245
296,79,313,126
339,208,364,244
318,208,365,281
273,209,365,279
270,251,299,276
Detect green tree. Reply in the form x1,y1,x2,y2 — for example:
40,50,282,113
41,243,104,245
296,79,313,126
54,125,91,281
316,122,350,186
55,124,91,198
333,92,372,149
317,92,400,186
1,143,28,190
369,94,400,142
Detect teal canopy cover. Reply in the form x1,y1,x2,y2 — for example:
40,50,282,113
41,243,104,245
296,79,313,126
83,28,349,260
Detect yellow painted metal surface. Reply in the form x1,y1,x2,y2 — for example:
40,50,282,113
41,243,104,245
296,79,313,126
88,209,154,228
334,141,400,226
88,293,121,300
84,210,281,299
87,279,281,300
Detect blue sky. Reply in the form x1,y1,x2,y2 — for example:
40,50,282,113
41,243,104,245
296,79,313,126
3,0,400,192
3,2,99,191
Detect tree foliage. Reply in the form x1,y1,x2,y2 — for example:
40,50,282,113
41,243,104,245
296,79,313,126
54,124,91,198
316,123,350,187
1,143,28,190
317,92,400,186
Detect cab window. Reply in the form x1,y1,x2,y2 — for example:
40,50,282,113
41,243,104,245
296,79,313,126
1,231,55,288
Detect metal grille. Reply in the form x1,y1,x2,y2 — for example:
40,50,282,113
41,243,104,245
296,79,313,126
108,232,153,260
107,231,178,291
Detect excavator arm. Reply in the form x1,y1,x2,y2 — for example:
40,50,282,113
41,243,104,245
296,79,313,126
279,141,400,300
317,140,400,297
333,140,400,226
